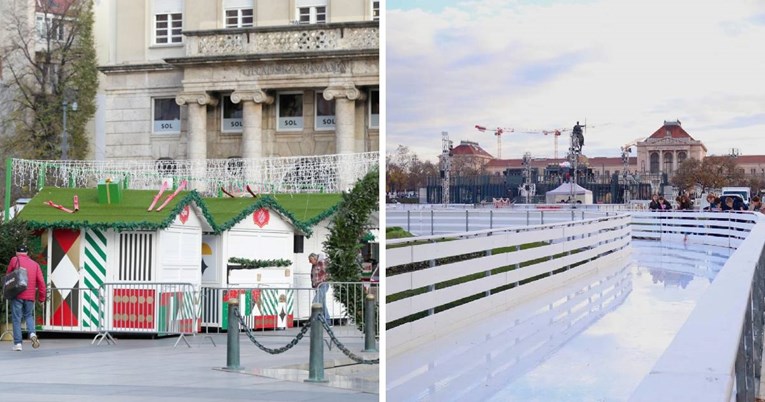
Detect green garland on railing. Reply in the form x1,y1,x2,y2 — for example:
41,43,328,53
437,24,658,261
227,257,292,269
211,195,341,237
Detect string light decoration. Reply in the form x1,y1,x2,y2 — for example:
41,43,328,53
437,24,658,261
11,152,379,196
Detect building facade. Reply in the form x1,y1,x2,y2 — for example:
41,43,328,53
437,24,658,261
635,120,706,175
96,0,379,170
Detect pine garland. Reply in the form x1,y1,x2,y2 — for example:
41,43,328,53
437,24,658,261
227,257,292,269
323,168,379,330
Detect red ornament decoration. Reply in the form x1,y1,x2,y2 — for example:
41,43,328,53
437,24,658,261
253,208,270,228
179,205,190,224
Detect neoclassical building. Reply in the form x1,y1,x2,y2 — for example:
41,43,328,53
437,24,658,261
635,120,706,175
483,120,765,181
96,1,379,168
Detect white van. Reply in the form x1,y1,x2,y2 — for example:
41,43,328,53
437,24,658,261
721,187,751,208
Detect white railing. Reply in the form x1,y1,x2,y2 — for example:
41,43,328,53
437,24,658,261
386,214,632,355
630,211,765,402
387,207,617,236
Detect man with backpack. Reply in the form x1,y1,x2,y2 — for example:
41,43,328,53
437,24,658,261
6,244,46,351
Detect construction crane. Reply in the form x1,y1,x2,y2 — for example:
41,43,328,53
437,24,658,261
474,125,514,159
620,137,644,177
475,124,569,159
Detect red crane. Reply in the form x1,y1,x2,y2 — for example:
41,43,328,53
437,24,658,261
475,124,566,159
474,125,514,159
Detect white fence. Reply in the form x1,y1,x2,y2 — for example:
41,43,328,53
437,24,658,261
386,214,632,355
387,207,620,236
630,211,765,402
387,208,765,400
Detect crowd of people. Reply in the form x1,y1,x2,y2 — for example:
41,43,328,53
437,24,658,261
648,191,765,213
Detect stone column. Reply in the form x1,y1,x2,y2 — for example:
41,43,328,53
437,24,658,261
176,92,218,192
659,151,664,175
230,89,273,160
323,84,366,191
323,84,366,155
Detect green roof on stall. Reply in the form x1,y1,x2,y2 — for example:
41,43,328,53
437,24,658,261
16,187,343,236
200,193,343,234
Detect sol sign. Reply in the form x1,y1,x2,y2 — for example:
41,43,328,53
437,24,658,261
253,208,270,228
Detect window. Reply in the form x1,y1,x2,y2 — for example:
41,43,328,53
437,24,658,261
298,6,326,24
277,93,303,131
369,88,379,128
372,1,380,20
315,93,335,131
153,98,181,134
155,13,183,44
752,168,757,175
36,13,64,41
225,8,253,28
221,96,243,133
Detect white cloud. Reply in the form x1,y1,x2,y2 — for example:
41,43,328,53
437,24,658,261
387,0,765,162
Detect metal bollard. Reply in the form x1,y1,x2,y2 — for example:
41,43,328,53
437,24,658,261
226,299,241,370
363,293,378,352
305,303,328,383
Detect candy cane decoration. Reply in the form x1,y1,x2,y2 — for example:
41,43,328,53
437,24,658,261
147,181,169,211
246,184,258,199
221,187,236,198
73,195,79,212
45,200,74,213
155,180,187,212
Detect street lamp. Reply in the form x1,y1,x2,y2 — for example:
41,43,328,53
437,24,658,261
61,99,78,160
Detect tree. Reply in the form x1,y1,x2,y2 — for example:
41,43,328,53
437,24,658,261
670,155,747,193
1,0,98,161
385,145,439,194
670,158,702,192
324,168,379,330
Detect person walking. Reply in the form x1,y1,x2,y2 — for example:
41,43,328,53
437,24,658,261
308,252,330,325
6,244,46,351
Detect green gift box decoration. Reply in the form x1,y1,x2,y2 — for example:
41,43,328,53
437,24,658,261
98,179,123,204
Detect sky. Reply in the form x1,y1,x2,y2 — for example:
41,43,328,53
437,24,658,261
386,0,765,163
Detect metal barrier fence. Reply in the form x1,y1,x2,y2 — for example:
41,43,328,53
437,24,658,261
200,282,378,336
94,282,198,347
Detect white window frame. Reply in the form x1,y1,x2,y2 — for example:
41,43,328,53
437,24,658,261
225,8,254,28
297,5,327,25
372,1,380,21
36,13,65,41
314,92,335,131
221,95,243,134
154,13,183,45
152,98,181,134
277,92,304,132
369,88,379,129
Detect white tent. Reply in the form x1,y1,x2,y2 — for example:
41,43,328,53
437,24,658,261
545,182,593,204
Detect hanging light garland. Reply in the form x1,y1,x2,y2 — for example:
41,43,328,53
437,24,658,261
11,153,379,197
